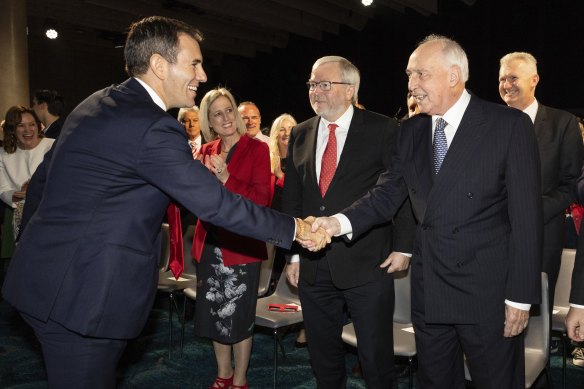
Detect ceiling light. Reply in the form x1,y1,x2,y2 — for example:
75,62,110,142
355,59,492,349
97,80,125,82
45,28,58,39
362,0,373,5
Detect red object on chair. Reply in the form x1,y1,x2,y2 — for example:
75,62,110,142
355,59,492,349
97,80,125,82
166,203,184,279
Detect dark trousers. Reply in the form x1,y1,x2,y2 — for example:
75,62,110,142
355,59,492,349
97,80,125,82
299,258,396,389
21,312,128,389
411,293,525,388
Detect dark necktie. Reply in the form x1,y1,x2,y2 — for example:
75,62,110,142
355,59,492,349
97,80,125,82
432,118,448,174
319,123,338,196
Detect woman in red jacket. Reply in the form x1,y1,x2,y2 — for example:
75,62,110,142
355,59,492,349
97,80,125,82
192,88,271,389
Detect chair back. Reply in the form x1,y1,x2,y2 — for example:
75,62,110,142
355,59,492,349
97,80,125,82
554,249,576,309
273,264,301,304
257,243,276,297
525,273,549,360
159,223,170,272
393,268,411,324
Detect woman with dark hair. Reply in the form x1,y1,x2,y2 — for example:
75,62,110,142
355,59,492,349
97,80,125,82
0,105,54,253
192,87,271,389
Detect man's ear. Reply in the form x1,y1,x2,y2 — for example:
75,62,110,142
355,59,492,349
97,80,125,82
149,53,167,80
449,65,461,86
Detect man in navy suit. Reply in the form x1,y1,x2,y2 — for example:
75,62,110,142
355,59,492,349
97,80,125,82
312,35,543,388
2,16,326,389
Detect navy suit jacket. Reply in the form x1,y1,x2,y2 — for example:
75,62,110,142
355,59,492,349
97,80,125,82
2,78,294,339
283,108,415,289
344,95,543,324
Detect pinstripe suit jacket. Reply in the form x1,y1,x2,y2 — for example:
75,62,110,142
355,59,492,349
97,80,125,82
344,94,543,324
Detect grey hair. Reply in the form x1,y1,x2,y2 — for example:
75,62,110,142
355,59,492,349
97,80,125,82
500,52,538,75
420,34,469,82
177,106,199,122
312,56,360,103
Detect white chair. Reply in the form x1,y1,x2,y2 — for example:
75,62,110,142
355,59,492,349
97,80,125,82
552,248,576,389
464,273,550,388
341,269,416,389
157,223,197,358
255,264,304,389
257,243,276,297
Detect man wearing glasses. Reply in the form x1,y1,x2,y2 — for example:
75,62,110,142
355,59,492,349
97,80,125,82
283,56,415,388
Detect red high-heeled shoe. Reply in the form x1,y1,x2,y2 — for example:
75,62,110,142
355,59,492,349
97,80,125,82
230,383,248,389
209,375,233,389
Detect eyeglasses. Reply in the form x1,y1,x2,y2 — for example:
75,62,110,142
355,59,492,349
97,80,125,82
306,81,352,91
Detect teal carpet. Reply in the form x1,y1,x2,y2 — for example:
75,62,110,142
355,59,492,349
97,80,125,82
1,294,584,388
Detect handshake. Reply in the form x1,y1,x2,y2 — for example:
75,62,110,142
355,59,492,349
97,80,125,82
294,216,340,252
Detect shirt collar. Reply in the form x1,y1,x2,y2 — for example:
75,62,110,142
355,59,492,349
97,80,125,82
433,89,471,130
522,99,538,123
320,104,354,130
134,77,167,112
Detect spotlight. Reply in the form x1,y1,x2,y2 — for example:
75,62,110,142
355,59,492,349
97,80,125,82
361,0,373,5
45,28,58,39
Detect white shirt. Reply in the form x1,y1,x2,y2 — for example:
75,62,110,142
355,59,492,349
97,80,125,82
0,137,54,207
135,77,166,111
522,99,538,123
315,105,354,180
254,131,270,144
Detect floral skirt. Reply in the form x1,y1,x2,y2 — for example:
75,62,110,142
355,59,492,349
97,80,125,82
194,243,260,344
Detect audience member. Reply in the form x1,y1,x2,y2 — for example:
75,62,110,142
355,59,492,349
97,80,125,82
191,87,271,389
283,56,416,388
499,52,584,312
312,35,543,389
1,16,326,389
268,113,296,211
238,101,269,143
178,105,204,157
567,220,584,366
0,106,54,242
31,89,65,139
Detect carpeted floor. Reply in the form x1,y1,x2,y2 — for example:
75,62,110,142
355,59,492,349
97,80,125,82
1,294,584,389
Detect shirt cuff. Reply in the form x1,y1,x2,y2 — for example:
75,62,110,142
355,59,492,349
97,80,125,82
396,252,413,258
505,299,531,311
289,254,300,263
570,303,584,309
334,213,353,239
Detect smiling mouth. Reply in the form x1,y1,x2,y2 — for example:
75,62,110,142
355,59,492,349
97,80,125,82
187,85,197,93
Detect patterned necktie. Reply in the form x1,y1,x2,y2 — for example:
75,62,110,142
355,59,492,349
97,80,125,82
166,203,184,279
319,123,338,197
189,141,199,159
432,118,448,174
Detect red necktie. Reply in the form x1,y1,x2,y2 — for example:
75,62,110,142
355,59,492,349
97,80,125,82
319,123,338,197
190,142,199,159
166,203,184,279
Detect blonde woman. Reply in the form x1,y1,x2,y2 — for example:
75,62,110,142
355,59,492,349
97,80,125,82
191,87,271,389
268,113,296,210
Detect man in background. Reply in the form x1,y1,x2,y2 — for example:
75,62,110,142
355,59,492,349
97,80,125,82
238,101,270,143
31,89,65,139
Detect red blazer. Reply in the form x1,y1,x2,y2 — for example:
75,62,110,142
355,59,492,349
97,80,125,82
192,134,271,266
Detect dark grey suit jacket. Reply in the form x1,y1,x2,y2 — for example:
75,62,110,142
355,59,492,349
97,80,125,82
571,226,584,305
283,108,416,289
534,104,583,265
344,95,543,324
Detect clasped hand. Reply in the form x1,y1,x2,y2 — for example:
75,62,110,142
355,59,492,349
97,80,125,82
294,216,342,251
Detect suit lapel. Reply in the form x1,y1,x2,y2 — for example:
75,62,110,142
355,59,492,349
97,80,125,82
305,117,321,192
533,104,547,140
428,96,489,204
329,109,364,193
411,115,434,198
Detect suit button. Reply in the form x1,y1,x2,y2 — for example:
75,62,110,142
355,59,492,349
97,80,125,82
421,224,429,230
456,262,463,268
410,187,416,194
319,205,325,211
466,192,474,199
452,228,459,234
